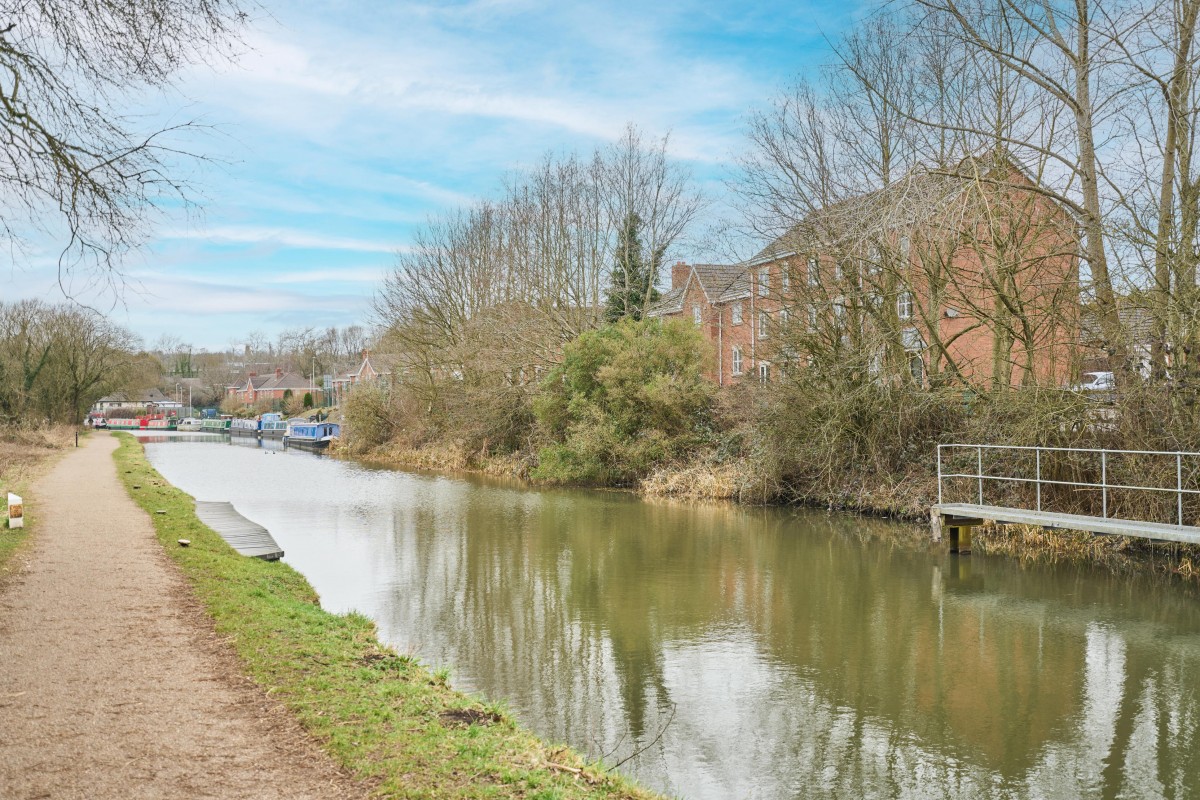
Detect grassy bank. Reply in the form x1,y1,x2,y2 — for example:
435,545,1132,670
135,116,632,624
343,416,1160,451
0,425,79,582
111,433,660,800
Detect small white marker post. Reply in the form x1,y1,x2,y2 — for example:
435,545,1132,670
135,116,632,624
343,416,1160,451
7,493,23,529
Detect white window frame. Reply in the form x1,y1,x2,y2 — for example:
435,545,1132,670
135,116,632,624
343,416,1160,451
807,256,819,287
758,268,769,297
731,301,743,325
758,362,770,383
897,291,914,320
732,346,743,375
692,305,702,326
758,310,769,340
780,261,790,292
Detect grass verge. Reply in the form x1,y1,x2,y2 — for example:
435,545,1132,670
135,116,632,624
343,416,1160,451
112,433,662,800
0,425,79,583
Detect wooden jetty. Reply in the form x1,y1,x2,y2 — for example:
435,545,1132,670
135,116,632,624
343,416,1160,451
933,443,1200,553
193,501,284,561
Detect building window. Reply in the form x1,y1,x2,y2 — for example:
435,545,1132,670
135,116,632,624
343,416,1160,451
731,302,743,325
779,307,789,327
781,262,790,292
897,291,914,320
759,362,770,383
900,235,911,260
692,305,702,326
758,268,769,297
732,346,743,375
758,310,769,339
807,256,819,286
808,304,819,330
908,353,925,384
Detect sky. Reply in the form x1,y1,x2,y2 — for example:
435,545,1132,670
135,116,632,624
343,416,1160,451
1,0,870,352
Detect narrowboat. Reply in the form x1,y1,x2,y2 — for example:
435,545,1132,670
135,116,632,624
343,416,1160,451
283,419,339,450
260,412,286,440
145,416,177,431
200,417,232,432
105,418,144,430
229,417,261,437
177,418,202,431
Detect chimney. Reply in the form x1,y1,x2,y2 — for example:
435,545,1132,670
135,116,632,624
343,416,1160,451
275,367,283,378
362,348,370,361
248,371,257,378
671,261,690,291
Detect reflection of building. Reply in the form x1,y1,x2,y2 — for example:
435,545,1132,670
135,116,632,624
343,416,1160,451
651,158,1079,388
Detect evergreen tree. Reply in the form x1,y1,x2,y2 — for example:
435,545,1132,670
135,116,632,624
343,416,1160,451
604,213,663,322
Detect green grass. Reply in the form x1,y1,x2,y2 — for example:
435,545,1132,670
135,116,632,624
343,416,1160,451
112,433,662,799
0,509,30,582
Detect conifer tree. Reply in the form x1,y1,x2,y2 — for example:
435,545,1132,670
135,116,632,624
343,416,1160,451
604,212,663,322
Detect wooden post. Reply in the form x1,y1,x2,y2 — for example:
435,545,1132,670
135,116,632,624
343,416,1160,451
931,508,943,542
949,524,973,555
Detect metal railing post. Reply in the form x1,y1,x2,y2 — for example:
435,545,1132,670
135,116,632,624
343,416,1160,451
1178,453,1184,527
977,446,984,505
937,445,943,505
1036,448,1042,512
1101,450,1108,519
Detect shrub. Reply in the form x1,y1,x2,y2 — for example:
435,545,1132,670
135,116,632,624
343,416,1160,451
531,318,714,485
303,391,313,409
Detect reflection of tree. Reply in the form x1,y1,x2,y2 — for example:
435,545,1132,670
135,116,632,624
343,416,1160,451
364,472,1200,795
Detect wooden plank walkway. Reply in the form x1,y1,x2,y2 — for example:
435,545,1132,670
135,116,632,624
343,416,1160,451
194,501,284,560
933,502,1200,546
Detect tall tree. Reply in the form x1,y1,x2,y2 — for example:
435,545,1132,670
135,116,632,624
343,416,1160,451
604,212,662,322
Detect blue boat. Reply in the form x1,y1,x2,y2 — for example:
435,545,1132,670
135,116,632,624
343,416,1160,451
284,419,339,450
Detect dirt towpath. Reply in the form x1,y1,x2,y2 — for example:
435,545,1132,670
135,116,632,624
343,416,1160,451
0,434,368,799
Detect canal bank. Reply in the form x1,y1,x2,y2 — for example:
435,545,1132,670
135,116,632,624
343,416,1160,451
113,433,662,799
342,439,1200,586
0,433,371,799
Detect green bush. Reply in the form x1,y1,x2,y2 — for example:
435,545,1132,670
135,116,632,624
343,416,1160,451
532,318,714,485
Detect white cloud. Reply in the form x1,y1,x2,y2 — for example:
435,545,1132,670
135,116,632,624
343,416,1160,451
161,225,399,253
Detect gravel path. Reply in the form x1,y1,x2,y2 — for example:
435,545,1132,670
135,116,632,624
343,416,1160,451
0,434,369,799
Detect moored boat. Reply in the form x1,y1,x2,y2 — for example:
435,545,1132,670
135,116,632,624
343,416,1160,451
145,415,177,431
283,419,339,450
229,417,261,437
259,412,286,439
105,418,144,430
200,417,232,431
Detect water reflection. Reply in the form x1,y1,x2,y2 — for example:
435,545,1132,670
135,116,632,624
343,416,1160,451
144,439,1200,799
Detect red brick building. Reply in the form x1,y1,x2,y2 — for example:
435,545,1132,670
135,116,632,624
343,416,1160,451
651,159,1080,389
227,368,322,405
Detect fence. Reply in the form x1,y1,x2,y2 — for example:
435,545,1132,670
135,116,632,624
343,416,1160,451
936,444,1200,528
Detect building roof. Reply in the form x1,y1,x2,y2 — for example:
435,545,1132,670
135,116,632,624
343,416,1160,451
258,371,315,392
648,263,750,316
749,153,1056,265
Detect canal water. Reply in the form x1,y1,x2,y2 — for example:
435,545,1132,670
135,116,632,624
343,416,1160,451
143,436,1200,799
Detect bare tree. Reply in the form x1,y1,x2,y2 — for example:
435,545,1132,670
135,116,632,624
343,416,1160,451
0,0,251,292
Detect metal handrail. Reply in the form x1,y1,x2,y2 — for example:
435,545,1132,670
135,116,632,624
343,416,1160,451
937,444,1200,527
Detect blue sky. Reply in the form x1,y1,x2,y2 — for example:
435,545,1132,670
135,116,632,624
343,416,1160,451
2,0,869,351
